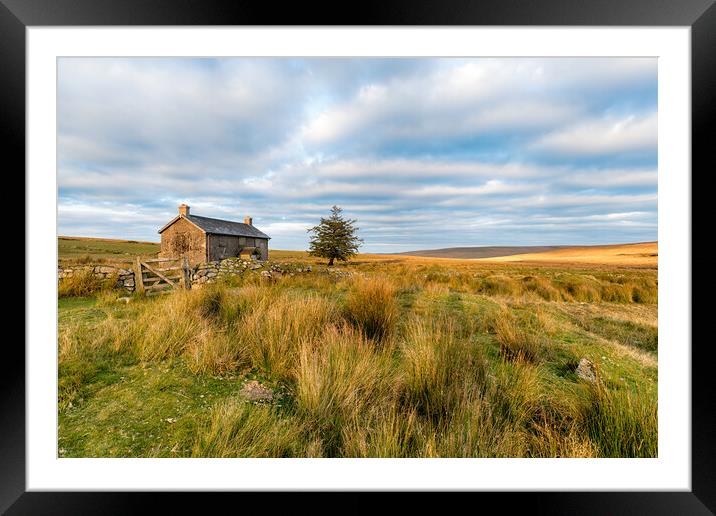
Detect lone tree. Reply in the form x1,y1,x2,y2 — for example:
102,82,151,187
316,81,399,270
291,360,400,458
307,205,363,266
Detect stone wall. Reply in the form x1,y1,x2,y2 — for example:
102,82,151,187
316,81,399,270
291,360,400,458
58,264,136,292
58,257,349,294
191,257,312,286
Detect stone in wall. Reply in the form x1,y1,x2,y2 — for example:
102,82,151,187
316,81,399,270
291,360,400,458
58,263,136,293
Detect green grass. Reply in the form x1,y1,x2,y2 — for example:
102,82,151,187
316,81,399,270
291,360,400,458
58,259,657,458
59,236,159,263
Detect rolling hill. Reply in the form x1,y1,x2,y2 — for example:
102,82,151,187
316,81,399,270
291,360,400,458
478,241,658,266
399,242,657,266
399,245,566,260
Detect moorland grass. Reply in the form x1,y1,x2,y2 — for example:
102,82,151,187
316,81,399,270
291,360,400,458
58,269,116,298
58,260,658,458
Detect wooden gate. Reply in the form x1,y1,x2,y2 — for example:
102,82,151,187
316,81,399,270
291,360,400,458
133,256,191,296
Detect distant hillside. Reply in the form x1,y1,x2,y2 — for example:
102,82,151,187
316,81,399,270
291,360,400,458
58,236,160,262
399,246,566,260
479,242,658,267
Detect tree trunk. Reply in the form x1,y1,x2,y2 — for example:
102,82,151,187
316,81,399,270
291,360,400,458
328,257,334,266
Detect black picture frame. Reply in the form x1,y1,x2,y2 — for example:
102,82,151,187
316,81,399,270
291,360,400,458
4,0,711,513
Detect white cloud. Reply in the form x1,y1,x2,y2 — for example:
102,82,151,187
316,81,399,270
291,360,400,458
58,57,658,250
559,168,657,188
405,180,534,198
533,113,657,156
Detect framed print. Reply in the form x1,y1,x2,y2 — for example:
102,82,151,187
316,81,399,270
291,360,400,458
4,0,712,513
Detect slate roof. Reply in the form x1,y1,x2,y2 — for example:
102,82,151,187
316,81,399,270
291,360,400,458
159,214,270,239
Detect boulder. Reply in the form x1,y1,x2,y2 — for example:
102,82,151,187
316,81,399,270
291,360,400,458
240,380,274,403
576,358,598,383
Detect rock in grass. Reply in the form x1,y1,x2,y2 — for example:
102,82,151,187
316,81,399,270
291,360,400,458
240,380,274,403
576,358,598,383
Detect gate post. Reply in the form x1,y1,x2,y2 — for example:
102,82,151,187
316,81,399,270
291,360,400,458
133,256,145,295
182,256,191,290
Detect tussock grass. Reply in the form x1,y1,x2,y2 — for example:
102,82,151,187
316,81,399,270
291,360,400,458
58,270,114,298
340,406,425,457
240,291,339,381
492,308,544,363
400,316,482,421
583,383,658,457
133,293,208,361
295,324,396,453
555,274,603,302
192,401,307,457
632,283,658,304
59,257,658,458
522,276,563,301
601,283,635,303
343,276,399,342
479,274,521,297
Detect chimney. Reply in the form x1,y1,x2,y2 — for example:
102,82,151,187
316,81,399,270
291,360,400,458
244,216,253,226
178,204,190,217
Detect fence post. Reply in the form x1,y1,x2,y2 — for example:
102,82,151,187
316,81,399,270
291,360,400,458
133,256,145,295
182,256,191,290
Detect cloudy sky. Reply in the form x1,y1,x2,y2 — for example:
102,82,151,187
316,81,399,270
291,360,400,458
58,57,657,252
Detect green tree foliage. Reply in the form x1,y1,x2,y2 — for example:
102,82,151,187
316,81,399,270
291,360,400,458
307,206,363,266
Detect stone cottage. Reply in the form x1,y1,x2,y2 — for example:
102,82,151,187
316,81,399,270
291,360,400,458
158,204,270,265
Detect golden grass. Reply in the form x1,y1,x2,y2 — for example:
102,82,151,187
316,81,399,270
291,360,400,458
492,308,544,363
583,382,658,457
59,250,658,458
191,401,307,457
58,269,115,297
343,275,400,343
480,242,658,267
295,324,397,453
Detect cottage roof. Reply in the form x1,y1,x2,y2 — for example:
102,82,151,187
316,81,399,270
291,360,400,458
158,214,270,239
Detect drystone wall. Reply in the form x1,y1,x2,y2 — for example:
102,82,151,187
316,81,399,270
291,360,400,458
58,257,351,294
192,257,312,285
57,264,136,292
